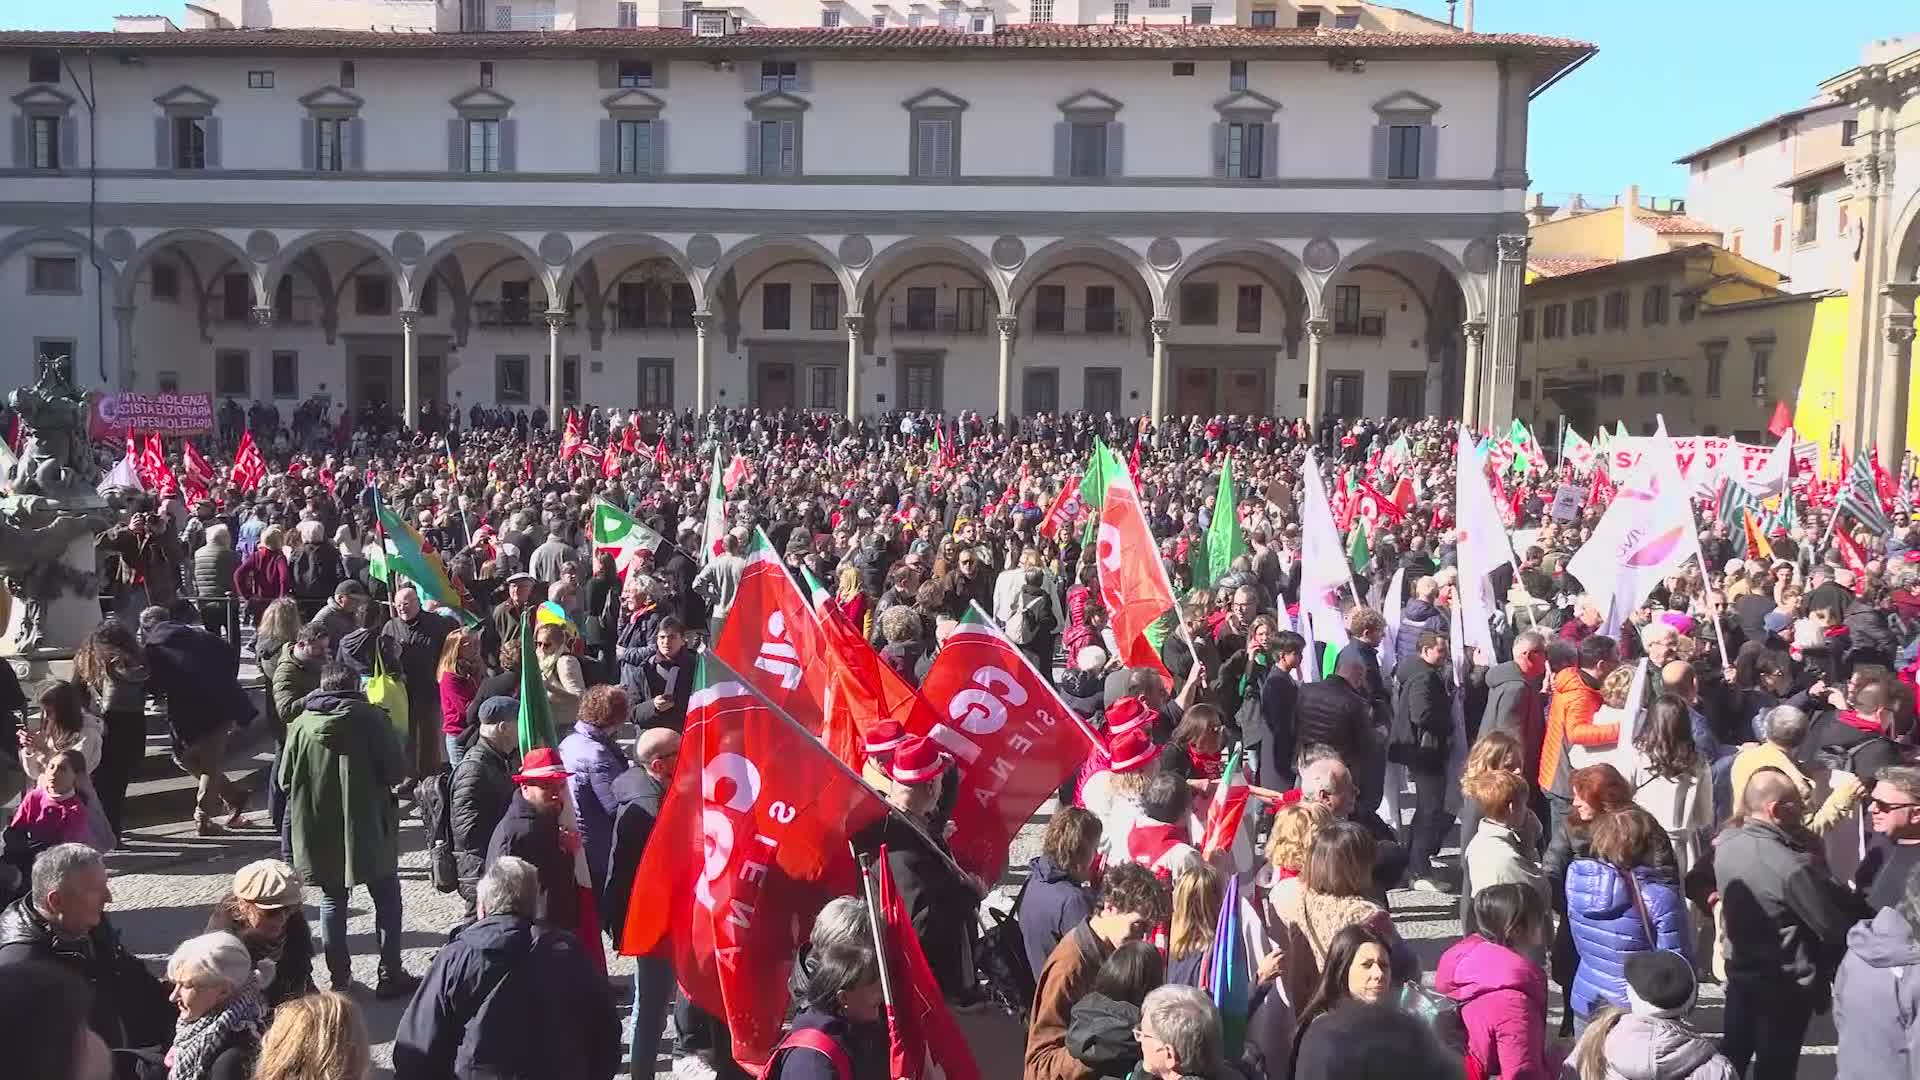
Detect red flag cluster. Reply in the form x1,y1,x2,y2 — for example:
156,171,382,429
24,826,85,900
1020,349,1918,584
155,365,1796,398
131,433,178,496
230,430,267,492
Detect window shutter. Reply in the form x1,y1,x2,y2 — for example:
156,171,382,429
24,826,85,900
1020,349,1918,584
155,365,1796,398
347,118,365,170
203,117,221,168
793,61,812,92
448,118,465,171
9,116,23,167
300,117,317,170
745,120,761,175
915,119,934,178
1369,124,1388,178
1261,122,1279,181
649,119,667,175
931,119,951,178
1104,121,1123,178
596,60,617,89
1419,124,1438,180
599,118,617,173
778,118,797,176
1052,122,1070,178
498,119,517,171
1210,122,1227,178
651,62,669,89
59,117,78,168
741,62,761,92
156,116,172,168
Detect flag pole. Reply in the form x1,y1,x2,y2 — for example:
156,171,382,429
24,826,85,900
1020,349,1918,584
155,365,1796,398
1656,414,1732,673
850,847,902,1022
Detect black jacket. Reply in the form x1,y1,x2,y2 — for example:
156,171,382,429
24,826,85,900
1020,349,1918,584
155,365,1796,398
601,765,667,938
1388,654,1451,771
854,813,978,999
1294,674,1373,765
622,646,695,732
392,914,620,1080
464,670,520,731
205,893,317,1007
382,609,458,717
0,899,173,1049
1715,818,1868,1002
1064,993,1142,1080
1257,667,1301,789
1056,668,1104,720
142,619,254,742
1334,640,1391,733
452,738,516,904
485,791,579,931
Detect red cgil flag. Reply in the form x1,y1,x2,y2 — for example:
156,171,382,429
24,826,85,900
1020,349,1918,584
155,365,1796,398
1835,525,1870,579
619,657,891,1072
710,528,839,755
600,444,622,479
912,606,1100,884
805,569,940,770
559,408,590,460
142,434,179,497
1037,483,1085,540
875,847,984,1080
1096,463,1178,683
723,454,750,493
1767,400,1795,439
229,430,267,492
654,435,672,473
620,423,639,455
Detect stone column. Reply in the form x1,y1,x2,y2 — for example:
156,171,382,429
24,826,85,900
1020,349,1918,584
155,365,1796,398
1483,234,1529,434
1843,146,1893,457
1883,291,1918,465
843,313,864,421
1460,320,1487,430
692,311,713,414
1149,317,1170,420
1304,317,1328,431
544,310,565,423
995,313,1018,423
399,309,419,430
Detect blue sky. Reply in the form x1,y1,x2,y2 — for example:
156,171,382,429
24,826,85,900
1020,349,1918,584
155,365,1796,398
8,0,1915,197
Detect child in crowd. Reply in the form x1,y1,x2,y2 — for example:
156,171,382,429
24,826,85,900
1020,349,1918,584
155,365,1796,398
10,750,111,849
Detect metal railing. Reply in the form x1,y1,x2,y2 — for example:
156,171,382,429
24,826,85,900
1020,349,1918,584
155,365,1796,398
888,301,993,337
1030,306,1131,337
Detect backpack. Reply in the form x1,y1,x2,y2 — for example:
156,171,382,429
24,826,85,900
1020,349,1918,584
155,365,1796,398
415,765,458,893
974,878,1036,1021
1005,593,1046,646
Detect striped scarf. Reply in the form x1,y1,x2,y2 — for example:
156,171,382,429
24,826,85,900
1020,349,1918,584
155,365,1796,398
168,982,267,1080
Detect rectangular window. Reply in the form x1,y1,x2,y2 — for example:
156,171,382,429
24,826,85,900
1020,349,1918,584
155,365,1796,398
1636,371,1660,396
617,1,639,26
615,281,650,329
755,118,798,177
173,116,207,169
1084,285,1116,334
638,359,673,408
1226,122,1265,179
562,355,580,405
1069,122,1108,178
1678,293,1697,322
271,351,298,399
157,370,180,393
1519,308,1534,342
763,282,792,330
1842,118,1859,146
761,60,799,92
617,119,654,175
339,61,355,87
670,283,695,327
1029,0,1053,19
28,54,61,84
1333,11,1359,26
221,272,250,322
27,256,78,294
1387,124,1422,180
1112,3,1128,24
1190,4,1211,23
1571,297,1596,336
1642,284,1668,326
247,70,275,89
939,7,959,26
500,280,531,325
1515,379,1532,401
872,13,886,27
1229,60,1248,90
1838,199,1852,238
1180,282,1218,325
27,115,60,169
1542,303,1566,339
1235,284,1262,333
809,283,839,330
1751,346,1771,397
479,62,495,88
1603,289,1628,330
1172,62,1196,77
315,116,349,172
466,118,501,173
618,61,653,88
215,350,249,396
356,275,391,315
907,11,923,25
151,262,178,301
1705,345,1724,397
1034,284,1066,332
901,357,939,411
807,366,839,409
821,7,840,26
496,355,529,403
1332,285,1360,334
1796,190,1819,245
1295,10,1320,26
1250,8,1274,25
1771,219,1784,252
914,117,953,178
1599,373,1625,398
904,286,937,331
955,287,987,332
1731,231,1743,254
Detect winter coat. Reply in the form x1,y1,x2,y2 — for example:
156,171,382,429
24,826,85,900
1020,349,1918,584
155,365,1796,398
1064,993,1141,1080
772,1009,890,1080
857,813,977,1000
304,599,360,649
558,720,631,891
1835,905,1920,1080
143,619,253,743
271,651,323,741
485,791,580,931
382,609,457,734
1293,674,1373,767
450,737,515,904
601,765,667,938
1270,884,1414,1012
538,652,587,733
622,645,695,731
1256,667,1300,789
1715,816,1868,997
1056,668,1104,720
391,914,620,1080
613,607,668,685
1019,855,1097,981
1391,598,1449,669
193,542,239,600
233,546,291,617
1565,858,1691,1018
279,688,407,890
1388,653,1451,771
1435,933,1552,1080
1540,666,1613,799
101,524,182,604
0,899,173,1050
1482,661,1546,784
1025,920,1111,1080
1464,818,1549,905
1598,1013,1738,1080
205,892,317,1007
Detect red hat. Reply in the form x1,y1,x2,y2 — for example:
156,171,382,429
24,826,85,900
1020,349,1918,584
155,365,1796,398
1106,727,1158,774
886,735,952,785
1104,696,1153,738
512,746,571,785
862,719,907,760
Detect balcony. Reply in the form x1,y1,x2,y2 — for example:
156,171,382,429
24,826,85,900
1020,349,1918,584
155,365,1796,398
1031,306,1131,337
888,300,992,337
492,7,557,30
1331,309,1387,340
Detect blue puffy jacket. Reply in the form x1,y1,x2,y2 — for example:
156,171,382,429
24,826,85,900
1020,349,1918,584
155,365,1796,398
1565,857,1692,1019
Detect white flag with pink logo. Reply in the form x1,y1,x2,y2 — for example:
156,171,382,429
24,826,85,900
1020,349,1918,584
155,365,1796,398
1567,418,1702,634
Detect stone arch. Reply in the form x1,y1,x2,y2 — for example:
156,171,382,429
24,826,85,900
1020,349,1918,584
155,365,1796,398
1322,237,1479,321
1162,239,1315,318
1005,235,1160,314
261,230,406,309
0,226,122,297
856,236,1008,312
1892,185,1920,284
412,231,553,308
555,233,700,311
119,228,251,308
708,235,857,308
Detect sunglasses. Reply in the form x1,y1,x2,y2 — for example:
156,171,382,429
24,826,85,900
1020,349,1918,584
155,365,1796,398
1871,798,1920,814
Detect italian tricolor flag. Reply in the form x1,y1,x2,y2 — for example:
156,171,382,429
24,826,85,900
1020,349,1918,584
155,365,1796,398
591,499,665,577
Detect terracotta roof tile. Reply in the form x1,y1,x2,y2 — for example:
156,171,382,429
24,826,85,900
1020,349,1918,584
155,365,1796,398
1639,212,1719,235
0,25,1594,58
1527,255,1615,278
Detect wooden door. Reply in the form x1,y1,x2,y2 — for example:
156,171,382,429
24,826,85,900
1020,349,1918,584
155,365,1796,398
756,362,795,410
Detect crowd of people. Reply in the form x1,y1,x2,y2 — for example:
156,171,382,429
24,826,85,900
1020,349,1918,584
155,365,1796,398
5,404,1920,1080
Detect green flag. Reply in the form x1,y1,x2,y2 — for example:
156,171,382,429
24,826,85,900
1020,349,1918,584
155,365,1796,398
371,489,474,623
1347,524,1370,574
1205,455,1247,588
1615,420,1630,439
516,611,554,756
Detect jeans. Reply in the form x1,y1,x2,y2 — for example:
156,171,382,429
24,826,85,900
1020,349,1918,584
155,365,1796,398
1719,977,1817,1080
269,735,291,860
316,874,404,983
1405,763,1452,880
630,954,675,1079
445,734,465,771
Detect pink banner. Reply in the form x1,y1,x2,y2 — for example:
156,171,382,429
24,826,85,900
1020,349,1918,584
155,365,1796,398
87,391,214,438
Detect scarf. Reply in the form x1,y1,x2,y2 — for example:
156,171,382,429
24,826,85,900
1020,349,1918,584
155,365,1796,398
1186,745,1223,780
168,983,267,1080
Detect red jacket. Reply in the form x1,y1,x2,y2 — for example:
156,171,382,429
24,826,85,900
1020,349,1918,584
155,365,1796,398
234,547,291,610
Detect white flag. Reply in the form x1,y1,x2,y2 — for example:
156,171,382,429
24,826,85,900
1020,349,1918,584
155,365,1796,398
97,453,143,494
701,446,727,565
1453,431,1511,662
1740,426,1794,498
1298,451,1352,664
1566,417,1702,634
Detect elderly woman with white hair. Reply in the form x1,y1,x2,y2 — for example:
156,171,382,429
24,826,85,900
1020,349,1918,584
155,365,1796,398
164,931,276,1080
1134,984,1228,1079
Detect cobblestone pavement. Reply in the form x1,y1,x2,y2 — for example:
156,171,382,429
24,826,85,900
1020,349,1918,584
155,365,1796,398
98,794,1838,1079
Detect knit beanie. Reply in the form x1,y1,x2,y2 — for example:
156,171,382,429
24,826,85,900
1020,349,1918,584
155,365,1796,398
1624,950,1696,1019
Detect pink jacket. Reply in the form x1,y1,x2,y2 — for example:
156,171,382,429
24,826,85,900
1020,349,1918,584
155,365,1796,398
1434,934,1552,1080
